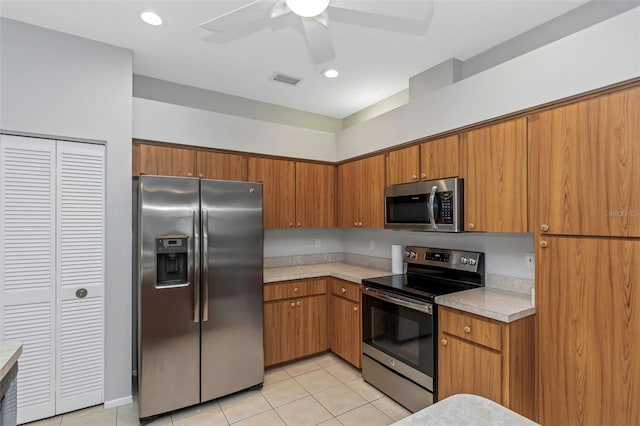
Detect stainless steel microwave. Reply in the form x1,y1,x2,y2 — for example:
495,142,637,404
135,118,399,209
384,178,463,232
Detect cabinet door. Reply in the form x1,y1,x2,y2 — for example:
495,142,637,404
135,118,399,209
196,151,247,181
462,118,527,232
532,87,640,237
420,135,460,180
358,155,385,229
263,299,297,366
136,143,196,177
296,162,335,228
537,236,640,426
337,161,358,228
296,295,328,358
438,334,502,403
330,296,361,368
386,146,420,186
248,157,295,229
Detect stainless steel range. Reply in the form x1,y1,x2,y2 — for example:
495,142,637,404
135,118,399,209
361,246,484,412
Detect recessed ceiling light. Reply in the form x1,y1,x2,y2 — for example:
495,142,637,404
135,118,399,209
322,68,339,78
140,11,163,26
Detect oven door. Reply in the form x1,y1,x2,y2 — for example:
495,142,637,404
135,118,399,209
361,287,435,391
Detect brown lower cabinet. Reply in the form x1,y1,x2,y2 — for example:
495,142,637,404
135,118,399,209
438,306,535,421
263,279,328,367
329,278,361,368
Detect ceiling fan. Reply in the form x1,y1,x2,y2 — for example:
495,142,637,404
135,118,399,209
199,0,433,65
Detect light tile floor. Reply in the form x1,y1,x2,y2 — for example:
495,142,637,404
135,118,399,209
26,352,411,426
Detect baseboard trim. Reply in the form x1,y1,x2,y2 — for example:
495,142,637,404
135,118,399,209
104,395,133,409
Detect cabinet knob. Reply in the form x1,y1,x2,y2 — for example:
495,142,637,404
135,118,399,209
540,224,549,232
297,222,301,227
198,173,204,178
187,172,193,177
353,306,358,312
354,222,358,227
341,287,346,294
412,174,417,180
294,287,299,293
468,223,475,230
358,222,363,227
463,326,471,334
289,222,294,228
539,240,548,248
421,173,426,179
296,301,301,307
290,302,296,308
441,339,448,346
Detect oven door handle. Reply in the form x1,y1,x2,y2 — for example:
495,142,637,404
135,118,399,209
362,287,433,315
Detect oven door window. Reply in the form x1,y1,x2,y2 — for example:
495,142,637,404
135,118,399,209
362,294,434,377
386,194,430,224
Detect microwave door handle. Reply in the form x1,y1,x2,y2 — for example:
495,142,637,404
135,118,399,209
428,185,438,230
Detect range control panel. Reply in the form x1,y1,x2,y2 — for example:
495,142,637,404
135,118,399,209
404,245,483,273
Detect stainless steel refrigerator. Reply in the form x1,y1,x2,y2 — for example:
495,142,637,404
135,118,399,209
133,175,264,419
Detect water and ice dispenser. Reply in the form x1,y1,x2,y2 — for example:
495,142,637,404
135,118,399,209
156,235,189,287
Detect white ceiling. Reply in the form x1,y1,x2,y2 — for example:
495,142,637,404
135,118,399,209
0,0,589,118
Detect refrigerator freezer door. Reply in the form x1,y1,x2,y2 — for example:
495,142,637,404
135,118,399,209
136,176,201,418
200,180,264,402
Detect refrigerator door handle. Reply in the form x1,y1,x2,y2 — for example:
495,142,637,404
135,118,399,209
193,209,200,323
202,208,209,322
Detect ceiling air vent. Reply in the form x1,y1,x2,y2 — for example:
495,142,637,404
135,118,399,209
270,72,302,86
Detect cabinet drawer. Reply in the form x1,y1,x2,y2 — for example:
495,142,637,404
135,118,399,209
439,307,502,351
264,278,327,302
331,279,360,303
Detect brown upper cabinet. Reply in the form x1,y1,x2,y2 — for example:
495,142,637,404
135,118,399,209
248,157,296,229
133,142,247,181
196,150,247,181
530,86,640,237
337,155,385,228
134,143,196,177
386,135,460,186
295,162,336,228
461,118,528,233
248,158,336,229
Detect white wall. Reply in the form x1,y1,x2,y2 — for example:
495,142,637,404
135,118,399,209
0,18,133,406
264,228,344,257
336,7,640,160
133,98,336,162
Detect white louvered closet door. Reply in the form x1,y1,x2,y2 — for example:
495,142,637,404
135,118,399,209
0,135,57,423
0,136,105,424
55,141,105,414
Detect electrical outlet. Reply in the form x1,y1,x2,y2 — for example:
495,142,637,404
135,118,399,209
525,253,535,269
369,240,375,250
315,239,321,248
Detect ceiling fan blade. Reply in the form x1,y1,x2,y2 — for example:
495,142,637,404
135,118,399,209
330,0,433,21
301,16,335,65
270,0,291,18
199,0,274,33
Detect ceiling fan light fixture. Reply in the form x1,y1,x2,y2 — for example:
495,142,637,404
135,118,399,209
322,68,339,78
140,11,163,26
286,0,330,18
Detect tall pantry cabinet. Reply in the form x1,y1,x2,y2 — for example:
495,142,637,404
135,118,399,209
0,135,106,424
530,86,640,426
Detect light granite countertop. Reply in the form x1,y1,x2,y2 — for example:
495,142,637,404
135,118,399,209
264,263,535,323
0,341,22,382
391,394,539,426
264,262,390,285
435,287,535,323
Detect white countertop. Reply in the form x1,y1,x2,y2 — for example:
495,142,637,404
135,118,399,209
435,287,535,323
0,341,22,382
264,262,389,285
264,263,535,322
391,394,539,426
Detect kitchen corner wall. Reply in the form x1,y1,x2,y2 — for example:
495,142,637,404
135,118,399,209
0,18,133,406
